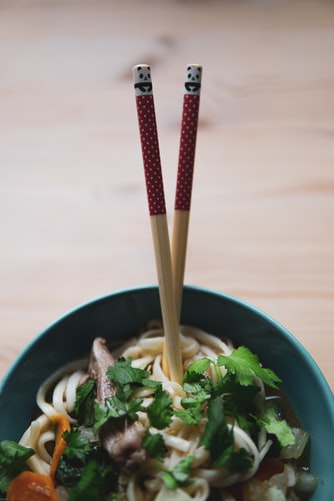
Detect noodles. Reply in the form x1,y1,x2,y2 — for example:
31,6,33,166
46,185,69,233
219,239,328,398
10,323,316,501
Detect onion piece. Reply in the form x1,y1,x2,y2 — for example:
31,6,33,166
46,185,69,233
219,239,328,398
280,428,309,459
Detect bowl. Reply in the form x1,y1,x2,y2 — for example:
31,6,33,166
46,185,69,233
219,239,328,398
0,285,333,499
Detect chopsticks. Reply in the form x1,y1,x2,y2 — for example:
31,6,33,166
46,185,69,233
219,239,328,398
132,64,183,384
132,64,201,383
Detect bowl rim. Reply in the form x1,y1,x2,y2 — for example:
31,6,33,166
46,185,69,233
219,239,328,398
1,283,333,409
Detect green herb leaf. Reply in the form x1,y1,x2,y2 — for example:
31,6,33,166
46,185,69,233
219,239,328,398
253,401,296,447
107,357,148,388
146,385,173,429
94,395,143,431
142,431,165,461
175,404,203,425
213,375,260,433
75,379,95,426
183,358,212,382
160,456,195,490
217,346,282,388
67,460,106,501
56,429,119,490
0,440,35,493
62,429,91,462
200,396,252,473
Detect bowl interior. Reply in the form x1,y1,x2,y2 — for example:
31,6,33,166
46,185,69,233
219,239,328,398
1,285,333,500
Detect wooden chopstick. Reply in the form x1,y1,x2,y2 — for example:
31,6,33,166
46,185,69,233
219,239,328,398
172,64,202,321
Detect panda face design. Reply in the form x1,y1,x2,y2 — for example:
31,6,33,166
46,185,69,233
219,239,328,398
133,65,153,95
185,65,202,94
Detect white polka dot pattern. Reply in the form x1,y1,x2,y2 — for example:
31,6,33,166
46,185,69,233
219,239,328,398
135,94,166,216
175,93,200,211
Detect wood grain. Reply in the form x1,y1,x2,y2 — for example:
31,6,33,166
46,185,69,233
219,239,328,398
0,0,333,390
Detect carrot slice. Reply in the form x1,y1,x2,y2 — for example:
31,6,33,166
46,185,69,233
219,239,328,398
7,471,60,501
49,414,71,482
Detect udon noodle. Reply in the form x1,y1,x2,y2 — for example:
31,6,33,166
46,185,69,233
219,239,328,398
12,322,316,500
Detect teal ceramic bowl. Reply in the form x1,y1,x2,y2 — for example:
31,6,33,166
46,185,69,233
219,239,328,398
0,285,333,499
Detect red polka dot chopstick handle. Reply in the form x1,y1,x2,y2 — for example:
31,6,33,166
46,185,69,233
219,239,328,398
132,64,182,384
172,64,202,321
133,65,166,216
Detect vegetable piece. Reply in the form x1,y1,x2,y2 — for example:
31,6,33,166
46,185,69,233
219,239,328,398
217,346,282,389
93,395,144,431
295,469,318,494
146,384,173,429
75,379,95,426
6,471,60,501
56,432,118,490
142,431,165,460
200,396,252,473
280,428,309,459
159,456,195,490
61,429,91,462
107,357,155,401
253,401,296,448
66,460,105,501
0,440,35,494
49,414,71,481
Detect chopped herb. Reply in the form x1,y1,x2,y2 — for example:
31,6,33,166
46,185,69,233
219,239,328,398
75,378,95,426
142,431,165,461
147,385,173,429
175,404,203,425
159,456,195,490
214,374,260,433
66,459,106,501
253,400,296,448
217,346,282,389
183,358,212,381
107,357,149,385
56,428,120,493
0,440,35,493
200,396,253,473
94,395,144,432
62,429,91,462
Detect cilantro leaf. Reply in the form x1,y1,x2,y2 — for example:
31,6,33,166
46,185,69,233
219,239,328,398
146,385,173,429
67,459,106,501
107,357,159,402
175,404,203,425
75,379,95,426
0,440,35,493
200,396,252,473
142,431,165,461
217,346,282,389
160,456,195,490
253,401,296,447
183,358,212,382
175,380,211,425
94,395,143,431
62,429,91,462
213,374,260,433
107,357,148,388
57,428,120,492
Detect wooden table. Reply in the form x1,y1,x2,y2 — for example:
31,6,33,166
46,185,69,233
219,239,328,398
0,0,333,391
